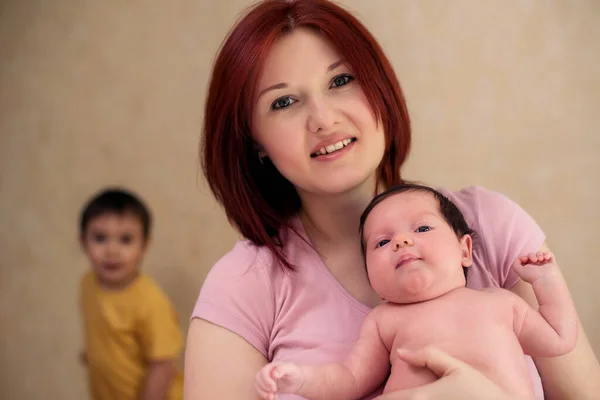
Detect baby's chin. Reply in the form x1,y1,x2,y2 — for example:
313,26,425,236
387,276,466,304
388,273,441,303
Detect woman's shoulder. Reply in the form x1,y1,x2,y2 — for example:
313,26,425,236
202,220,309,293
194,238,277,356
193,224,310,356
436,185,540,232
202,239,277,287
437,185,545,288
437,185,515,217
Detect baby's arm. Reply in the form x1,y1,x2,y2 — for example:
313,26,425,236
255,311,390,400
511,252,578,357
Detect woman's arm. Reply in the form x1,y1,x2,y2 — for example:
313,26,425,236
374,347,516,400
510,242,600,399
184,318,267,400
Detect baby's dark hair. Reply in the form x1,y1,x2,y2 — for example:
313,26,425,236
79,188,152,240
359,183,475,279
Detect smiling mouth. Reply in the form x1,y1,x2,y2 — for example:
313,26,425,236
311,138,356,158
103,263,122,271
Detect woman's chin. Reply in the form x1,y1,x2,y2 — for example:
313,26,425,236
301,172,377,198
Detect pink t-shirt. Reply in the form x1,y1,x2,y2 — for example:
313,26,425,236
192,186,546,399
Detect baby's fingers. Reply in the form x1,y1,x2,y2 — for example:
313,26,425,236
519,252,551,265
256,367,278,393
270,365,285,380
254,381,275,400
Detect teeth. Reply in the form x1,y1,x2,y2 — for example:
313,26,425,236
315,138,354,156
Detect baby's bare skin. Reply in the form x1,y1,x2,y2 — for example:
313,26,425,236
255,189,578,400
256,253,577,400
377,286,535,397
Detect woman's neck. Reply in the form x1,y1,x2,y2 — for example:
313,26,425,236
298,177,378,246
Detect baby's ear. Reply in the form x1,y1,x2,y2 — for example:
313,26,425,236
460,234,473,267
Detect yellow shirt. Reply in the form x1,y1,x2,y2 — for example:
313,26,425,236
80,272,183,400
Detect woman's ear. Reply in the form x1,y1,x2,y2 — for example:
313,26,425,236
460,234,473,267
254,141,267,158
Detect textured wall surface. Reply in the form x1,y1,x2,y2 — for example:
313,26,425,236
0,1,598,398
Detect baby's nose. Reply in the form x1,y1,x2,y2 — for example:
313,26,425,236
393,236,413,250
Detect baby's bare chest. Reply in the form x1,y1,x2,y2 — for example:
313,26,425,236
378,291,515,355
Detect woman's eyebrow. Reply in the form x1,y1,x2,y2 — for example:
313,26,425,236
257,83,288,100
327,59,343,71
257,60,344,101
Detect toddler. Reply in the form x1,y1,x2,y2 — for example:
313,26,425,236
79,188,183,400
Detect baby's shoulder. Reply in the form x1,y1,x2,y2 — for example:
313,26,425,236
467,287,521,311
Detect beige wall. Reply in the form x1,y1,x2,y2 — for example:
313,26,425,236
0,1,598,398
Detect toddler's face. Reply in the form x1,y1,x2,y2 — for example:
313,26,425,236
81,212,147,289
362,191,472,303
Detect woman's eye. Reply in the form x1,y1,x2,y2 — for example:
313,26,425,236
271,96,295,110
330,74,354,88
376,239,390,248
416,226,431,233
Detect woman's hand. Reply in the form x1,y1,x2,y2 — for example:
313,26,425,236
374,347,515,400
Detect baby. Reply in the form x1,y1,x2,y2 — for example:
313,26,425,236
255,184,578,400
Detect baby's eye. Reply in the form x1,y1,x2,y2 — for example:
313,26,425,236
416,226,431,233
330,74,354,88
271,96,296,110
376,239,390,248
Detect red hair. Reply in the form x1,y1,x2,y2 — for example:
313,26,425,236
201,0,411,269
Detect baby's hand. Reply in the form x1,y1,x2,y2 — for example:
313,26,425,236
512,251,558,284
255,362,304,399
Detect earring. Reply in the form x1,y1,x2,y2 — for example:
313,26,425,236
258,153,265,164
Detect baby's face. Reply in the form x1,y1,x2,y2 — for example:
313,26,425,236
81,212,147,289
362,191,472,303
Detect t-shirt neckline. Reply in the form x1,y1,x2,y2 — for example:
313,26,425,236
289,215,374,316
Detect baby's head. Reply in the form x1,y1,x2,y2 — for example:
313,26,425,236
359,184,474,304
79,188,151,289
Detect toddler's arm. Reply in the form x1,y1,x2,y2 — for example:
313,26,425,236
138,285,184,400
255,311,390,400
140,360,178,400
511,252,578,357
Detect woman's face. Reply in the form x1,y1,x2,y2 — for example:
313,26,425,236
252,28,386,198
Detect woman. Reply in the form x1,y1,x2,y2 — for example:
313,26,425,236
184,1,600,399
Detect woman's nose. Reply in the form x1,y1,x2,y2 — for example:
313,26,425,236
307,96,336,133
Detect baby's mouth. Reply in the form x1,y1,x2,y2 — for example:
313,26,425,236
396,256,420,269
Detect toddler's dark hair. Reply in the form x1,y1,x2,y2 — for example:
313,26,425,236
79,188,152,240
